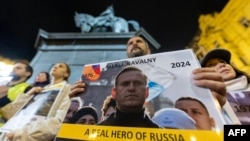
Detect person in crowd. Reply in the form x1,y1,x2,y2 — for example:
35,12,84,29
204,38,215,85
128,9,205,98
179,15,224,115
32,71,50,87
69,36,227,110
97,66,159,128
200,48,250,91
68,35,153,98
175,96,215,130
100,95,116,121
70,106,98,125
0,62,71,141
126,36,151,58
64,96,84,123
152,107,196,129
0,60,33,126
200,48,249,124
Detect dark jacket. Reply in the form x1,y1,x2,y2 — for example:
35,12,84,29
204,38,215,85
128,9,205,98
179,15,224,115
97,108,159,128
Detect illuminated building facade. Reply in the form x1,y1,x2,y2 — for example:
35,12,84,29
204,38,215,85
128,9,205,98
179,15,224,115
187,0,250,76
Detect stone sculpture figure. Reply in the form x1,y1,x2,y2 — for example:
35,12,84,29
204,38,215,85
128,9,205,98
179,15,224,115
74,5,140,33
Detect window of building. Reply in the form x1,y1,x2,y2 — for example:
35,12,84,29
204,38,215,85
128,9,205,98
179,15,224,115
240,17,250,28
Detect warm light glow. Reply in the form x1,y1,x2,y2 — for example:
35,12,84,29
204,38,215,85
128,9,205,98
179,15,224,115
190,135,197,141
0,61,13,77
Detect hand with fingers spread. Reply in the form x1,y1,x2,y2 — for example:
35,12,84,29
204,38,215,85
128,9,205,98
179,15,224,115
192,67,227,107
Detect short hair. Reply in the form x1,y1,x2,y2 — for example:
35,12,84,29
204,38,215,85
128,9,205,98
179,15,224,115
128,36,150,49
101,95,116,117
114,66,147,87
15,59,33,80
175,96,209,115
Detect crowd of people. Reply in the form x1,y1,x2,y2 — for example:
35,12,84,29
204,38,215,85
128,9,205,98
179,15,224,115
0,35,245,141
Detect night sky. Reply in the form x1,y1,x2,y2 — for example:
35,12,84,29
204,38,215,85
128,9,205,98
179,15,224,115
0,0,229,61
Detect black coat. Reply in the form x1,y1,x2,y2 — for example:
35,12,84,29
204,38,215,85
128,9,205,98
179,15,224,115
98,108,159,128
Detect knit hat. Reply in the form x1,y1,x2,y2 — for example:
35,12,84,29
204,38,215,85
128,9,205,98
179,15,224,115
70,106,98,123
152,108,196,129
200,49,231,67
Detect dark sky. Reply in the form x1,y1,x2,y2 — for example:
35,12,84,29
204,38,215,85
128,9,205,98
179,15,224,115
0,0,229,61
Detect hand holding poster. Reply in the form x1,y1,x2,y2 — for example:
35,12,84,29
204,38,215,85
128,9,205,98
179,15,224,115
56,49,234,140
0,82,67,133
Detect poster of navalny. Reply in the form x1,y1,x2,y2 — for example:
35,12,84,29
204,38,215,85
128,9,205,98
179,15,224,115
57,49,231,141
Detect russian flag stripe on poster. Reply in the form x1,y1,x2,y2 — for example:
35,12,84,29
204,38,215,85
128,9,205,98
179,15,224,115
82,65,101,81
55,124,223,141
224,125,250,141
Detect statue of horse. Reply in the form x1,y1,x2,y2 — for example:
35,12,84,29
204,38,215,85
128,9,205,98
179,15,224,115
74,5,140,33
74,12,95,33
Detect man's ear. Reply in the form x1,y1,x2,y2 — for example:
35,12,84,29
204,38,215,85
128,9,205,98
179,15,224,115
111,88,116,99
147,48,151,55
210,117,216,128
145,87,149,98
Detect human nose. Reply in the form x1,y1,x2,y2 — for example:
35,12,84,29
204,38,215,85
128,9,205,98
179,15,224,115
52,66,58,71
132,42,138,47
128,82,135,90
216,62,226,69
